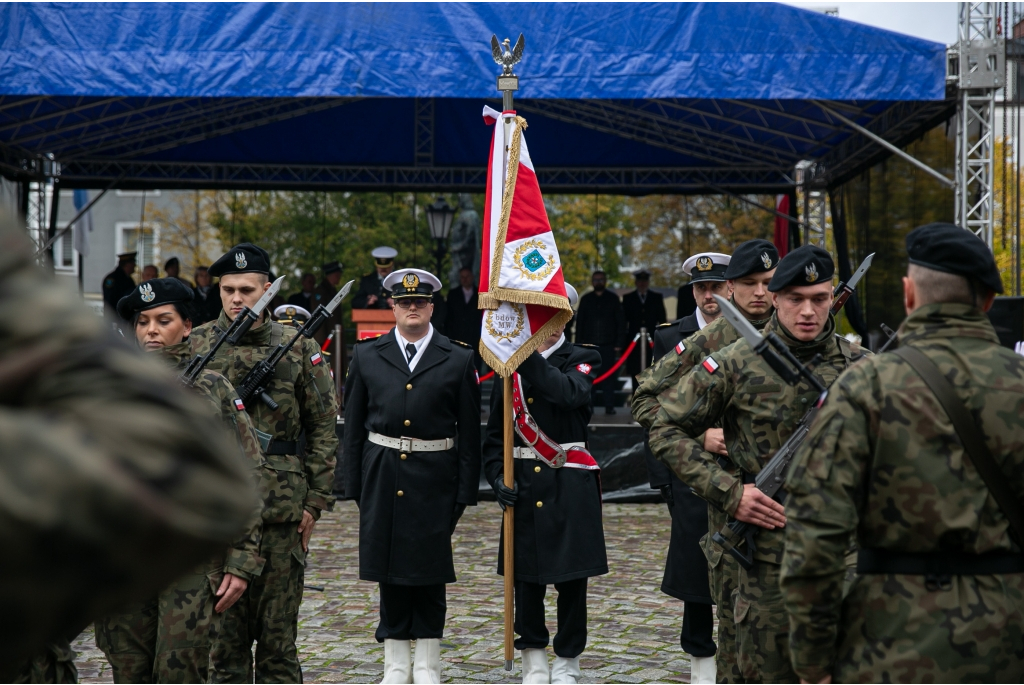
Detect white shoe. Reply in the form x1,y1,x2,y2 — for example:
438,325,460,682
691,655,717,684
381,639,412,684
412,638,441,684
521,648,550,684
550,655,581,684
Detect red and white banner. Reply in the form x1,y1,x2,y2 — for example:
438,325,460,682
478,106,572,376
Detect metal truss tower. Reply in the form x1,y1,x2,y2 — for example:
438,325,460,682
953,2,1006,247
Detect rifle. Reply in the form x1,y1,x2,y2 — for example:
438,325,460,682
180,276,284,387
709,295,829,569
877,323,898,353
235,280,354,409
831,252,874,314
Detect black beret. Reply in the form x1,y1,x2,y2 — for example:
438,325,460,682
116,277,194,319
323,260,342,275
724,239,780,280
208,243,271,277
767,245,834,292
906,222,1003,294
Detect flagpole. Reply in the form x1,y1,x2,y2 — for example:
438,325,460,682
492,32,524,674
502,374,515,671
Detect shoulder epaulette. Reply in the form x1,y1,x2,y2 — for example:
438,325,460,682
354,335,381,345
656,322,673,329
577,343,598,349
450,339,472,349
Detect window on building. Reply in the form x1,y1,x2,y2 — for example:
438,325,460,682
116,222,160,268
52,226,77,274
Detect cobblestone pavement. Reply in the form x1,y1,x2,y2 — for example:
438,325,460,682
74,502,711,683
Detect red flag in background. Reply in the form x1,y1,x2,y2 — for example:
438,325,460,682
774,194,790,257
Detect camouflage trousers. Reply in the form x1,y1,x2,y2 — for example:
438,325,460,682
210,522,305,684
733,562,796,684
704,504,743,685
95,559,223,683
833,573,1024,683
16,639,78,684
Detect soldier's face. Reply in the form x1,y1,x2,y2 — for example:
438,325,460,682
693,281,731,318
772,282,833,341
393,297,433,336
220,273,272,322
731,270,775,317
135,304,192,350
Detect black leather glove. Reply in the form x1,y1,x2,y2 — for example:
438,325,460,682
660,484,674,508
493,477,519,510
450,503,467,534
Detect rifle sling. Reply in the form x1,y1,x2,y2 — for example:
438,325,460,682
893,345,1024,547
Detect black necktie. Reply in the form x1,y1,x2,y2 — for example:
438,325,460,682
405,342,417,362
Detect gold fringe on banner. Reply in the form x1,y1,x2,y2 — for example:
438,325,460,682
488,115,528,296
478,306,573,378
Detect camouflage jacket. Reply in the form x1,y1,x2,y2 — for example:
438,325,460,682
779,304,1024,681
630,305,772,430
190,310,339,523
162,342,266,580
648,313,866,564
0,216,256,678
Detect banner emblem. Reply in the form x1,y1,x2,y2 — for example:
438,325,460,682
484,304,526,343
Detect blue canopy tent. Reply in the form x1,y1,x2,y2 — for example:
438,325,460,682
0,2,950,193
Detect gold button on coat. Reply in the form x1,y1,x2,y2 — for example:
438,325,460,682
406,384,412,390
527,397,534,404
404,419,411,426
400,454,407,460
536,501,543,508
397,490,404,497
534,466,541,473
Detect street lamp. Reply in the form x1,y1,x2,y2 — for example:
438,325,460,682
425,196,456,278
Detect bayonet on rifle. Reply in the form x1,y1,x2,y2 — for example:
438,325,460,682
179,276,284,386
831,252,874,316
235,280,354,410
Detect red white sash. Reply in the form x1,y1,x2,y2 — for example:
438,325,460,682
511,373,600,471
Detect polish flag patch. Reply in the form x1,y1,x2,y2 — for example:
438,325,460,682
310,352,323,366
576,363,592,374
675,341,685,355
702,357,720,374
233,398,245,411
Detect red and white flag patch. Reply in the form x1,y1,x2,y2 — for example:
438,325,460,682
702,357,720,374
576,363,592,374
233,398,245,411
675,341,685,355
310,352,322,366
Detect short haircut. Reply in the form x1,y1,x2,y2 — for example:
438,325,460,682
908,263,990,307
195,265,209,272
592,270,606,278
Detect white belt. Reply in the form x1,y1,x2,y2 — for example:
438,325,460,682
368,432,454,453
513,442,586,460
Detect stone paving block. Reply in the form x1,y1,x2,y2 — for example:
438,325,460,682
72,502,721,683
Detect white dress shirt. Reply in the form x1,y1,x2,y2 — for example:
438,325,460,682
394,324,435,372
540,333,566,359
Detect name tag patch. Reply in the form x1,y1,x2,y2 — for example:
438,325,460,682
233,398,245,411
310,352,323,366
675,341,685,355
576,363,592,374
702,357,720,374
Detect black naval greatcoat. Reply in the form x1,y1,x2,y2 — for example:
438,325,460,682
344,328,481,586
351,272,389,309
645,313,713,604
483,342,609,584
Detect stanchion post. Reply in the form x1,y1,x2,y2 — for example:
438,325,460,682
334,324,343,405
502,374,515,671
640,326,647,370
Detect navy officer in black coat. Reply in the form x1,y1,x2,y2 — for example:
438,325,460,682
483,285,608,685
651,252,731,359
352,246,397,310
344,267,480,684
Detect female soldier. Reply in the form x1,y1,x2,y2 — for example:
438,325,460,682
96,278,265,683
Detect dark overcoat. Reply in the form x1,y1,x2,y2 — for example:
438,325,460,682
623,289,667,377
351,272,388,309
344,328,480,586
644,313,713,604
310,279,344,346
102,268,136,318
483,343,608,584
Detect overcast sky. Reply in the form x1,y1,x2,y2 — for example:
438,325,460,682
781,2,959,45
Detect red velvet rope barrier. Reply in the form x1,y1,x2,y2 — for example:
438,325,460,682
477,333,642,385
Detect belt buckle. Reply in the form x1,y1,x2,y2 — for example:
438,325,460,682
399,437,413,452
521,414,541,446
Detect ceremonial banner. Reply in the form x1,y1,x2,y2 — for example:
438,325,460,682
479,105,573,376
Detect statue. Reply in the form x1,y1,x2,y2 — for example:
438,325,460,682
448,193,480,288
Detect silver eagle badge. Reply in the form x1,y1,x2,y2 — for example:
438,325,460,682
761,252,772,269
235,252,247,269
805,263,818,282
139,283,155,303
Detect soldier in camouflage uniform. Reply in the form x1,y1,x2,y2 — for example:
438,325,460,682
649,246,867,684
781,223,1024,683
95,278,266,684
191,244,339,683
0,214,257,681
632,239,778,684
